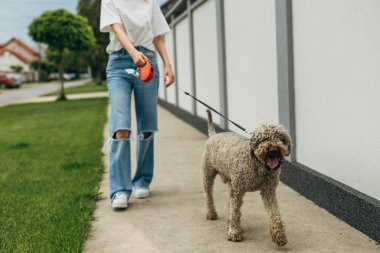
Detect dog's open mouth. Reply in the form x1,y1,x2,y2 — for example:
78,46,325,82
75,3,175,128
265,148,283,171
266,157,282,171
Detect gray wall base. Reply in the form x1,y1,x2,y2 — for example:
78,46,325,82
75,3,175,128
281,161,380,243
158,98,380,243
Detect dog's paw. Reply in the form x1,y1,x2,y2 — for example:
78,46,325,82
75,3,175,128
272,232,287,247
271,223,287,246
227,228,243,242
206,212,218,220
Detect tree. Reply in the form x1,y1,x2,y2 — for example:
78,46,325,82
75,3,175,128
45,48,89,79
63,51,89,79
78,0,109,85
10,65,23,73
29,9,95,100
30,59,56,81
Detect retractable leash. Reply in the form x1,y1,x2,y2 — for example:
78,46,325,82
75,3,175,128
174,85,250,134
125,55,154,82
125,55,249,134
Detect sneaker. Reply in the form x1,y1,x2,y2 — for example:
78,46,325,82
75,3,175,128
111,192,128,209
134,187,150,199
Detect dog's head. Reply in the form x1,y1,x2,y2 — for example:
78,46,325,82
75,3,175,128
250,123,292,172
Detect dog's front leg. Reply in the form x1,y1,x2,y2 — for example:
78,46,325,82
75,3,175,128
260,188,287,247
227,190,243,242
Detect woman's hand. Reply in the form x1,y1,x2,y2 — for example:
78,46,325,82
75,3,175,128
164,64,175,87
131,50,146,67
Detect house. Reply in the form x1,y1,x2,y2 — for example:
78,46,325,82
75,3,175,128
0,38,39,75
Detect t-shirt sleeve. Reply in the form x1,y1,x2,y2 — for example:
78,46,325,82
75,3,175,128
152,0,171,37
100,0,122,33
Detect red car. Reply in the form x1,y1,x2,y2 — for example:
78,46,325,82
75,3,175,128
0,74,19,88
47,73,59,81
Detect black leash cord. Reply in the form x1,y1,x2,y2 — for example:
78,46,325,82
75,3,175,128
175,86,249,134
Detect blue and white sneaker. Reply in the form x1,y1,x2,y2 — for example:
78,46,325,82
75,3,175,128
111,192,128,209
134,187,150,199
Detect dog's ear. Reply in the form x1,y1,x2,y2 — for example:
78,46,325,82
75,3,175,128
277,126,292,156
250,127,266,150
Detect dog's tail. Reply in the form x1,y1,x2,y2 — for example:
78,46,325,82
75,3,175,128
206,109,216,137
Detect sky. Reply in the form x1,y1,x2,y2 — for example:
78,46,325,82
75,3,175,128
0,0,168,49
0,0,78,48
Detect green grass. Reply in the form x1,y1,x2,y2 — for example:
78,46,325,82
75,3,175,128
42,81,107,97
0,98,108,252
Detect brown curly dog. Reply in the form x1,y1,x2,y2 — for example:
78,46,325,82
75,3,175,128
202,109,292,246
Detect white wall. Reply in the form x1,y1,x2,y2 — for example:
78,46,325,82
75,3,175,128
164,32,176,104
175,17,193,113
293,0,380,200
163,0,380,201
224,0,279,134
192,0,221,125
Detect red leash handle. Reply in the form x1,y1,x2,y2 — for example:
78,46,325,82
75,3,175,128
138,55,154,82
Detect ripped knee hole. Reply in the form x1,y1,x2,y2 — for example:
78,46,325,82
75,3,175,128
113,130,131,139
142,132,152,139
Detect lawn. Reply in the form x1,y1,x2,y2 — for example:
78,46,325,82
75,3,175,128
0,98,108,252
42,81,107,96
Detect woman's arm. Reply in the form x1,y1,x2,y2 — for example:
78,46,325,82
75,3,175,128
153,35,175,87
111,23,146,67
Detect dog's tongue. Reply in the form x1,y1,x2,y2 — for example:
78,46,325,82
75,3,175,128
267,159,279,170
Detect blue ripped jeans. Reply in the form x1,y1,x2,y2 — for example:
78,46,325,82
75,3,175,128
106,46,159,200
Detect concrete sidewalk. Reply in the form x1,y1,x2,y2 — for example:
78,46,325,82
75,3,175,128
84,104,379,253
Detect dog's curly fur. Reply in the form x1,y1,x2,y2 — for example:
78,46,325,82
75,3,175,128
202,110,292,246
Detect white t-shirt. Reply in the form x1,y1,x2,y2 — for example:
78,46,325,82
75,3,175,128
100,0,171,54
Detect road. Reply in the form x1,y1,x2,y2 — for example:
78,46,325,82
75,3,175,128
0,79,89,107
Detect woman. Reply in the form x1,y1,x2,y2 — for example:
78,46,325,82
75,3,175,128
100,0,175,209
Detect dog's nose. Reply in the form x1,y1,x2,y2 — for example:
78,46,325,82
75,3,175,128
268,149,280,158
